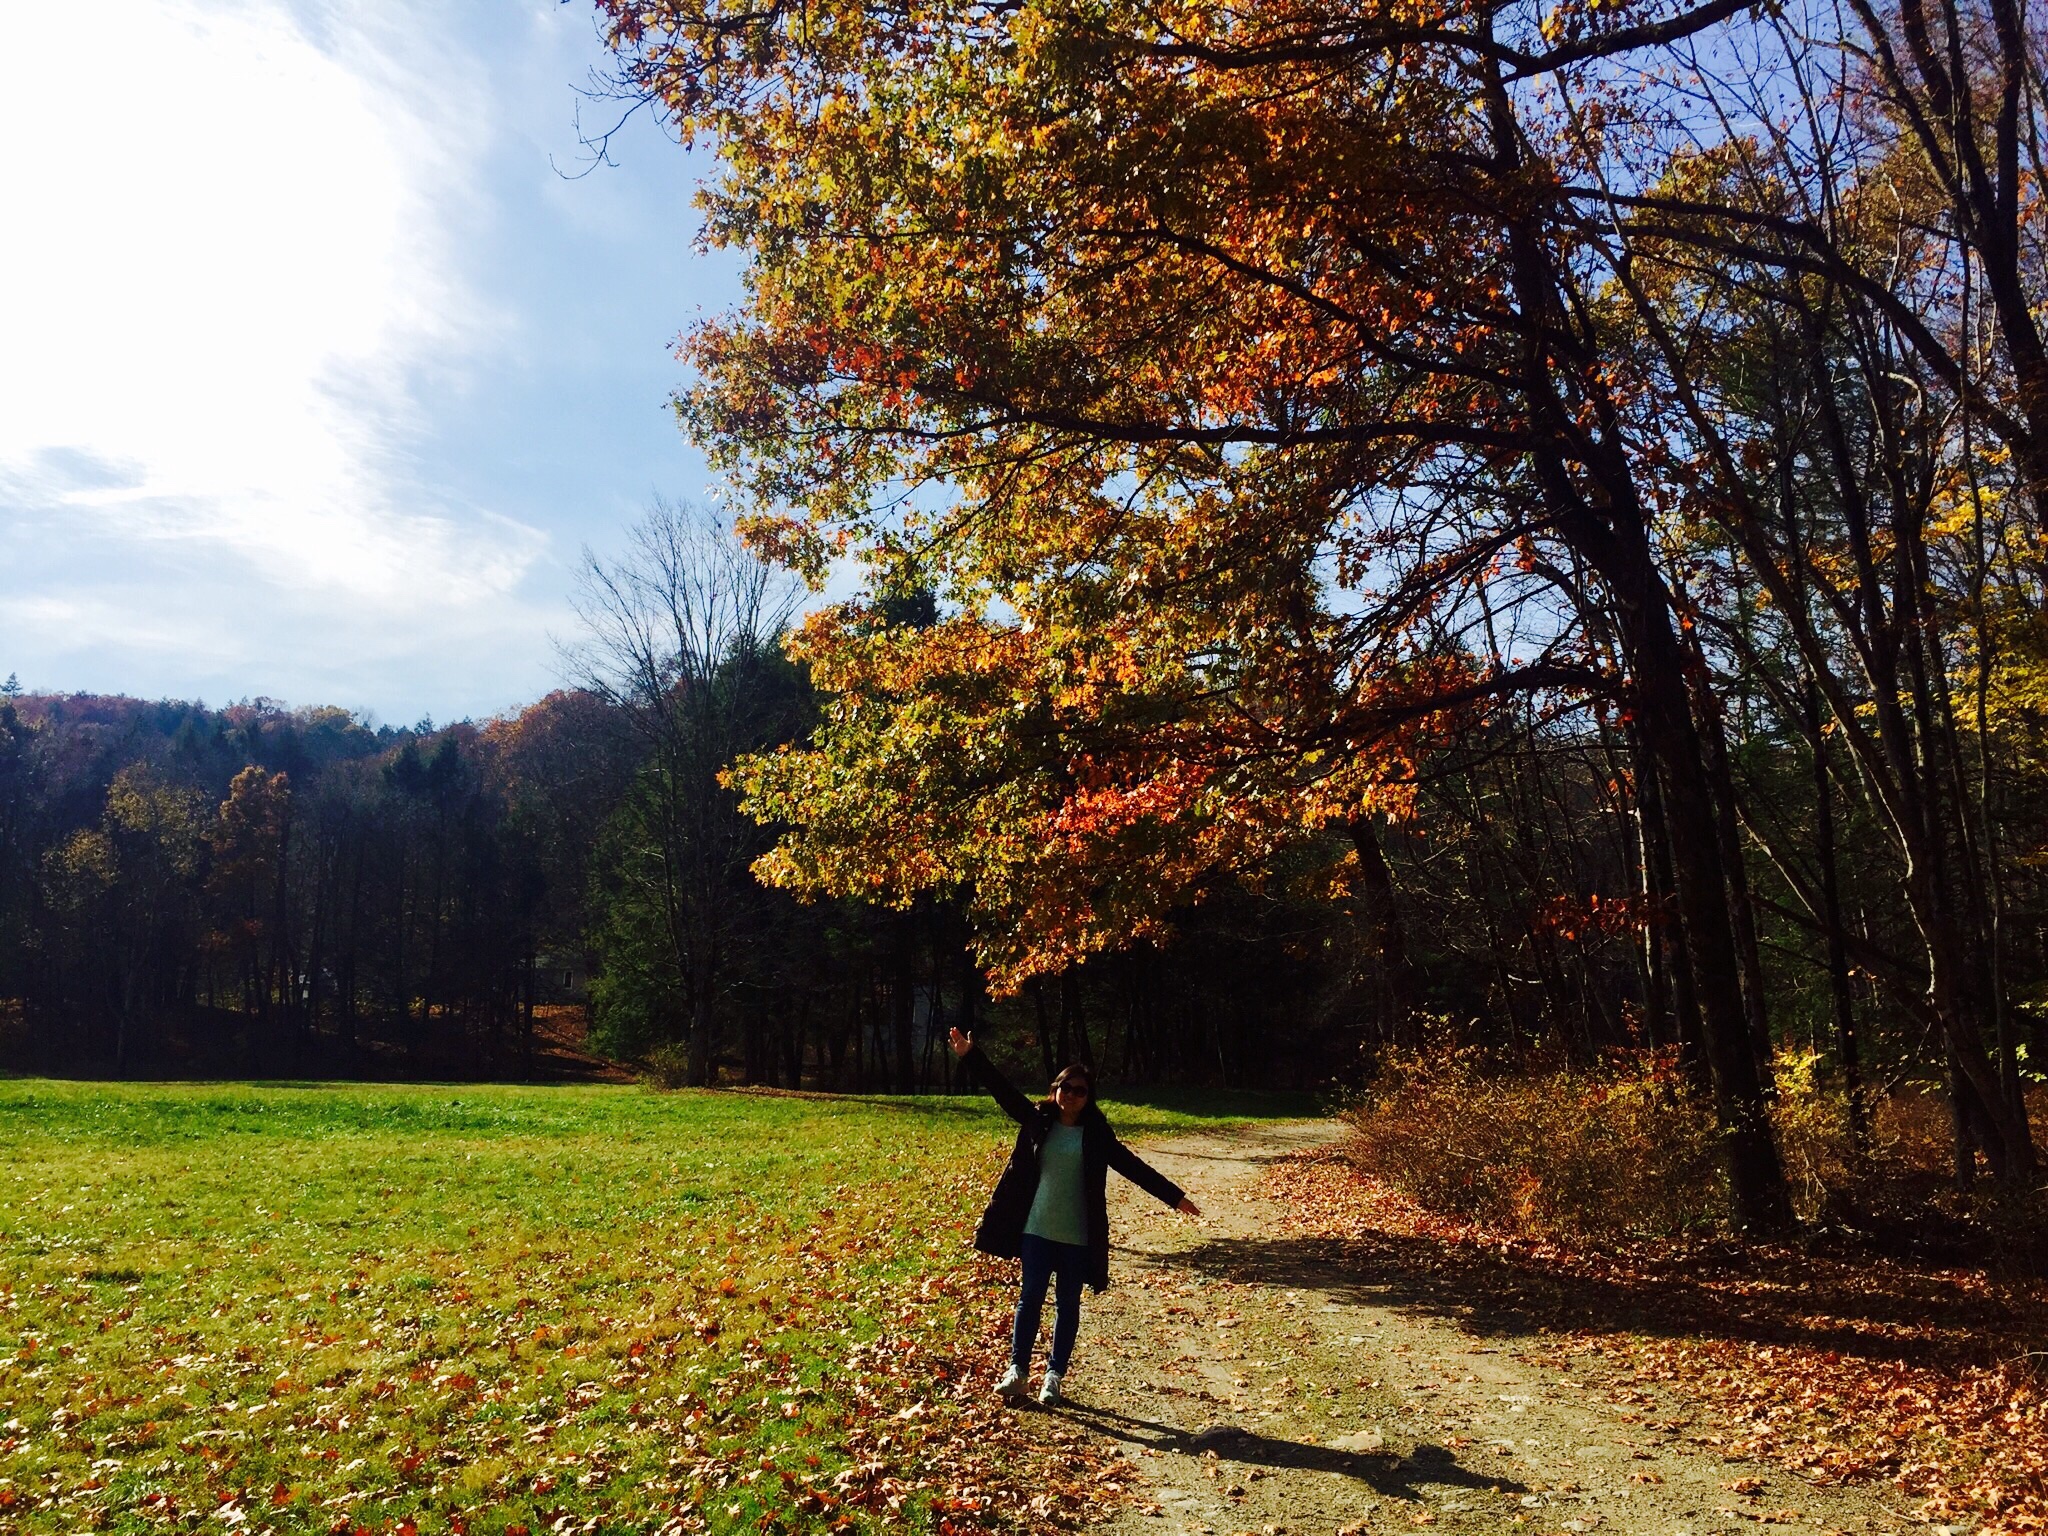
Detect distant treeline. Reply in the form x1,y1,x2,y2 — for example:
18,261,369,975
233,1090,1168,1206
0,658,1373,1088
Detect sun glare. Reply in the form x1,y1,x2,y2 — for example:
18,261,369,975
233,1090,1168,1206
0,0,530,609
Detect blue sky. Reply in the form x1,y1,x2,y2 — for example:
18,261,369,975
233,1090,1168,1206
0,0,742,725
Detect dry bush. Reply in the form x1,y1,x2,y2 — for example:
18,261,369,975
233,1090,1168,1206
1781,1069,2048,1266
1870,1084,1983,1173
1346,1051,2048,1248
1766,1049,1967,1203
1766,1049,1857,1217
1773,1056,2048,1185
641,1041,693,1090
1341,1050,1726,1240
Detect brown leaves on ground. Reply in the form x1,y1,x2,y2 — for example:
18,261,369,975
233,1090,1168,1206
820,1250,1136,1535
1266,1146,2048,1535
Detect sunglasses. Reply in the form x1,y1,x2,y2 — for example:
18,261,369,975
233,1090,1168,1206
1052,1081,1091,1097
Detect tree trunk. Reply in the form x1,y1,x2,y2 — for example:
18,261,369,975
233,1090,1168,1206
1579,511,1794,1231
688,953,715,1087
1807,684,1869,1150
1631,725,1710,1092
1695,697,1776,1088
893,912,916,1094
521,942,536,1080
1063,968,1095,1070
1348,816,1416,1045
1032,979,1056,1082
956,944,982,1092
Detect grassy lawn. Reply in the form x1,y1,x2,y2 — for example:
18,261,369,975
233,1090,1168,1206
0,1080,1301,1535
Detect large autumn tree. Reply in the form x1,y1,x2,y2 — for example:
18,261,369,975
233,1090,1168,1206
598,0,1812,1223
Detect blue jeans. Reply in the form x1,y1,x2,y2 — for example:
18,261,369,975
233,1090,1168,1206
1013,1233,1087,1374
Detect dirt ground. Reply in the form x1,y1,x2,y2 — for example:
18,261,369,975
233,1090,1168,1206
1005,1123,1926,1536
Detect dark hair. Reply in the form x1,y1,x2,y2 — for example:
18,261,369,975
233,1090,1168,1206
1048,1064,1093,1097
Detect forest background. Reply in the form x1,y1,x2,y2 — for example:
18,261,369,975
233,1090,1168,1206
4,0,2048,1243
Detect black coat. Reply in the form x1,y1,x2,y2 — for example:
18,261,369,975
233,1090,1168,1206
964,1044,1186,1292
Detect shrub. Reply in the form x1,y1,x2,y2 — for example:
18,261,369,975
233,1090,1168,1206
1768,1054,2039,1204
1341,1049,1726,1240
641,1040,693,1090
1346,1050,2048,1249
1767,1048,1857,1214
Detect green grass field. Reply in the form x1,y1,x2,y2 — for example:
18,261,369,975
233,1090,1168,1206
0,1080,1305,1536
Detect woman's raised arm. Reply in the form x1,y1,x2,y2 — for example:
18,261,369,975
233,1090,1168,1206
949,1028,1038,1127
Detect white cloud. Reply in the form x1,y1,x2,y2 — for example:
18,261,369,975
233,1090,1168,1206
0,0,542,625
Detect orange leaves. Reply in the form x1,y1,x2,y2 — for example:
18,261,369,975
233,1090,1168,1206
740,552,1489,988
615,0,1652,1011
1049,757,1213,845
1529,890,1650,943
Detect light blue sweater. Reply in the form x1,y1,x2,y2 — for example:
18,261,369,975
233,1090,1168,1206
1023,1123,1087,1246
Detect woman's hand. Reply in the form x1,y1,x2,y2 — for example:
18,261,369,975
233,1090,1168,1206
1175,1197,1202,1217
948,1027,973,1059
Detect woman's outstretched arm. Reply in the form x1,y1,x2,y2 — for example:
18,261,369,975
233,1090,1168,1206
1105,1135,1202,1216
948,1027,1038,1127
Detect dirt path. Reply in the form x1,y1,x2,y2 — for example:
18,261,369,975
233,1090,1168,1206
1015,1123,1914,1536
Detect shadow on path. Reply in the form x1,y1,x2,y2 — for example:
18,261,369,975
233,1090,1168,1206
1051,1399,1525,1501
1119,1228,2043,1375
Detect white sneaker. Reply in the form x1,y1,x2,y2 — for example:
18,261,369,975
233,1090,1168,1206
1039,1369,1065,1405
995,1363,1028,1402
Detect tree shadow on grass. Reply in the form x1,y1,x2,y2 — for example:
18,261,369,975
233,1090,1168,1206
1122,1231,2048,1376
1052,1398,1524,1499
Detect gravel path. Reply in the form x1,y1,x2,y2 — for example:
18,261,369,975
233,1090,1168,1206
1008,1122,1914,1536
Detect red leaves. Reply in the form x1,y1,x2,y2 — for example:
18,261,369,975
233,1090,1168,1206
1529,890,1650,943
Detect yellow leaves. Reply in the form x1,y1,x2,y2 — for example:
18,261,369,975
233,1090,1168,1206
40,767,209,915
43,827,118,900
104,768,206,867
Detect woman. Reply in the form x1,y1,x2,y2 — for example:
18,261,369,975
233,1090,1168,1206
948,1026,1201,1405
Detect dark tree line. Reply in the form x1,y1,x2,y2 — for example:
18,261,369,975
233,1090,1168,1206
0,516,1372,1087
0,692,573,1076
0,669,1361,1088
